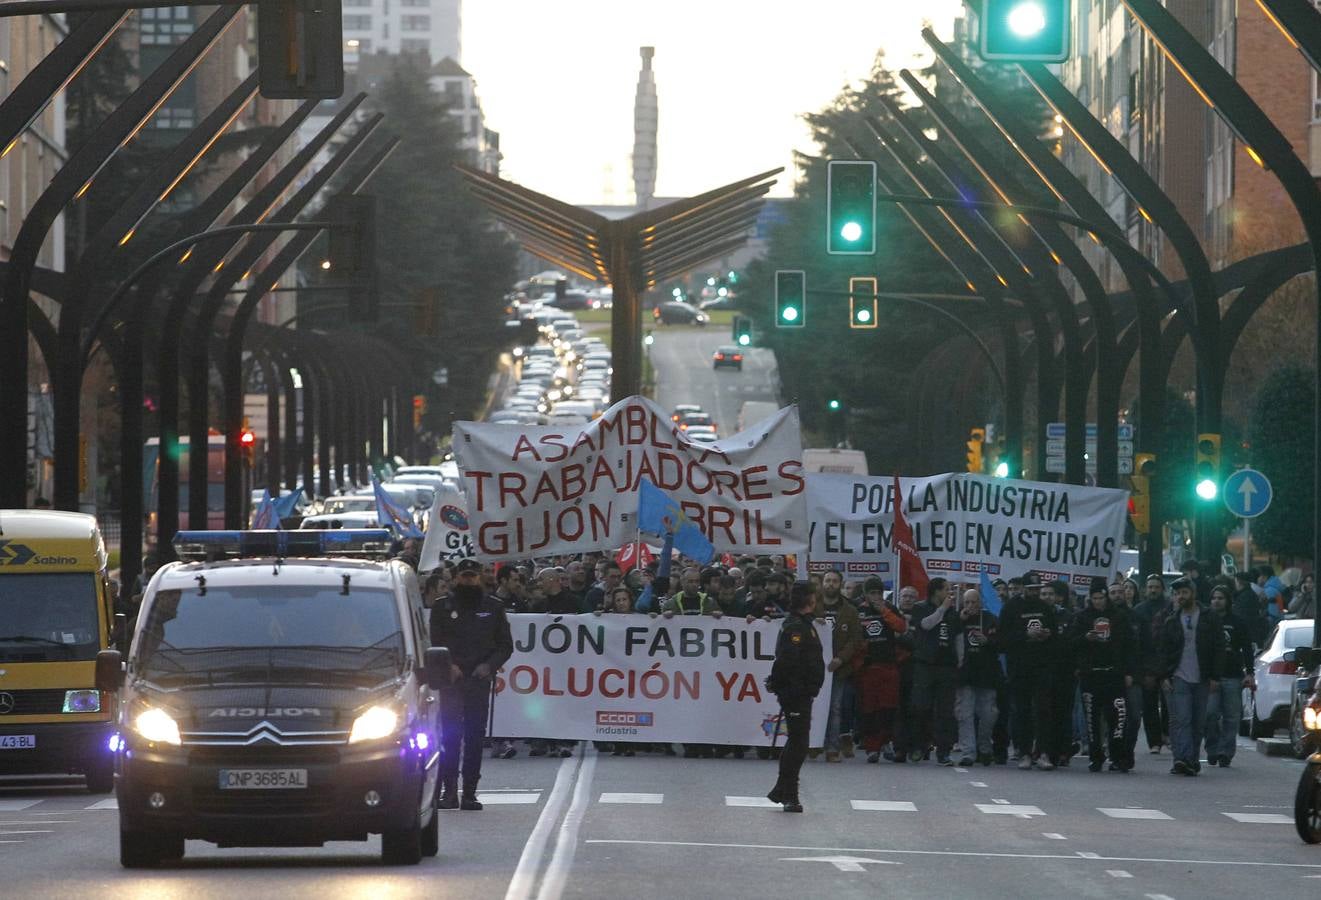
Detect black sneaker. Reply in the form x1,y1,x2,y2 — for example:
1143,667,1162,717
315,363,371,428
1171,760,1190,775
867,752,880,764
937,754,955,767
498,744,517,760
1218,756,1232,768
977,753,994,767
438,790,459,810
460,795,484,811
1088,759,1104,773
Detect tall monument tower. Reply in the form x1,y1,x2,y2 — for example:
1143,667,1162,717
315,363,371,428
632,46,658,210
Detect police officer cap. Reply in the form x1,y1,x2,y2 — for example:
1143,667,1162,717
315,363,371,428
1021,572,1041,587
455,558,482,575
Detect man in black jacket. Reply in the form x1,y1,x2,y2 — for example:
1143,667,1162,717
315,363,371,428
909,577,960,765
766,583,826,813
1204,584,1255,767
1159,577,1224,775
1000,573,1058,769
430,558,514,809
1073,577,1136,772
1131,574,1171,753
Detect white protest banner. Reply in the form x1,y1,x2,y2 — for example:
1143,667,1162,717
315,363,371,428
418,482,475,572
492,614,830,745
806,472,1130,590
453,396,807,562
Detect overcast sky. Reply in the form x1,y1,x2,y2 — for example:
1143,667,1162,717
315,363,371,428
463,1,965,205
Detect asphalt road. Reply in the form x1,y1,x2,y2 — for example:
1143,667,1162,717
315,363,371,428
3,740,1319,898
648,324,779,435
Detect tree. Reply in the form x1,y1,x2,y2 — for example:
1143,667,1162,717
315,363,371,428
320,56,517,443
1247,364,1315,560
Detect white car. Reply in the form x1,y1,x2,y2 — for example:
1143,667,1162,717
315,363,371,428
1249,618,1315,736
300,511,382,529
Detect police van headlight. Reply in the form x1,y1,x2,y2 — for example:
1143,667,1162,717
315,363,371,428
63,690,101,713
1305,705,1320,731
133,708,182,745
349,705,401,743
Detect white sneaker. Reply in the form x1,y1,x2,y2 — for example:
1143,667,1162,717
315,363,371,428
1018,756,1032,770
1039,759,1056,771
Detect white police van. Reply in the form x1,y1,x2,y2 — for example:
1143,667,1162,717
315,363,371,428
96,530,450,867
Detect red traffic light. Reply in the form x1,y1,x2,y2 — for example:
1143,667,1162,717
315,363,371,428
239,430,256,446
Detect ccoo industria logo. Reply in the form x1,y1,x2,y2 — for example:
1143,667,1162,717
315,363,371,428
595,711,654,727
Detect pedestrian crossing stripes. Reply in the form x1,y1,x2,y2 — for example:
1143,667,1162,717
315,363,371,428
0,801,41,812
600,793,664,804
849,800,916,812
1222,812,1293,824
1098,808,1172,820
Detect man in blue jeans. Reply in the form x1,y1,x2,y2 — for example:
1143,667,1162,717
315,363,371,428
1204,584,1255,767
1158,577,1224,776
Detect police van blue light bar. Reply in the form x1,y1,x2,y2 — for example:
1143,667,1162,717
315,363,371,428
172,529,395,561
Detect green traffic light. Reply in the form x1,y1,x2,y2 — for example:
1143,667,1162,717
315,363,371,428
854,307,872,324
828,399,841,411
737,334,751,346
1008,1,1047,37
840,221,863,243
980,0,1070,62
781,306,799,323
994,461,1009,478
1196,478,1218,501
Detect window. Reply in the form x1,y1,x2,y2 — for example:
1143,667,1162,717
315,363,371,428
401,0,429,6
342,14,372,30
139,5,194,45
344,0,370,5
401,15,430,31
400,38,429,53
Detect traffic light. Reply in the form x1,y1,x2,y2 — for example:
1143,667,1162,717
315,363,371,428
412,395,426,430
239,420,256,468
828,399,842,411
826,160,876,255
732,315,752,347
257,0,345,100
325,192,378,321
848,276,878,329
979,0,1071,63
1129,452,1155,534
775,270,806,328
1195,434,1221,501
991,436,1009,477
966,427,986,473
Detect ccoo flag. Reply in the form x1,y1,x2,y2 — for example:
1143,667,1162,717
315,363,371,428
637,478,714,565
372,476,423,540
250,488,281,530
891,474,929,595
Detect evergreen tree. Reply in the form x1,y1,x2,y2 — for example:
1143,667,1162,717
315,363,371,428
1248,364,1315,559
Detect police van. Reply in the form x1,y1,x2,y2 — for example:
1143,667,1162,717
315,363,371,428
0,510,118,792
96,529,451,867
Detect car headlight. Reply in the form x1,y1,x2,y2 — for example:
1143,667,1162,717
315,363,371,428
133,708,181,745
1305,706,1320,731
349,705,401,743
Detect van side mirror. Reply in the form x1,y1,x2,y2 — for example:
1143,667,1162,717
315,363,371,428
423,646,452,690
95,649,124,693
1284,649,1298,664
1296,647,1318,671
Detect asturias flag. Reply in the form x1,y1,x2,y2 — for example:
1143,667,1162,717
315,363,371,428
892,474,929,595
372,476,423,539
979,570,1003,617
637,478,714,565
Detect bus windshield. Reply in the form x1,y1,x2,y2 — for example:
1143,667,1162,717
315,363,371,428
0,573,101,663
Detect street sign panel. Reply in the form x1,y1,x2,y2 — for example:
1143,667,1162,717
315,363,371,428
1045,439,1066,456
1047,422,1135,440
1046,422,1065,439
1044,457,1066,474
1118,457,1133,475
1223,468,1272,519
1117,440,1134,457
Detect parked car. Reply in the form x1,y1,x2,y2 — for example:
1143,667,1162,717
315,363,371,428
652,301,709,326
679,412,714,431
1248,619,1316,737
712,345,744,371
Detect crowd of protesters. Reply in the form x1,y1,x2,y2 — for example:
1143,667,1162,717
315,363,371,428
411,547,1309,776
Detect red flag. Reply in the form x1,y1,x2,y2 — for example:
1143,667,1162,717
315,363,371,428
720,552,737,568
615,542,655,570
892,474,929,595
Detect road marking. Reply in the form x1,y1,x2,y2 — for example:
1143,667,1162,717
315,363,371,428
599,792,663,805
1099,808,1172,820
1146,894,1177,900
504,750,582,900
534,749,597,900
478,793,542,805
725,796,780,808
976,804,1045,818
0,821,75,826
970,781,988,787
954,767,970,773
1042,833,1066,840
850,800,917,812
0,801,40,812
0,830,53,835
85,799,118,810
991,798,1010,804
1222,812,1293,824
583,838,1321,869
780,855,899,872
1077,852,1101,859
1107,870,1133,878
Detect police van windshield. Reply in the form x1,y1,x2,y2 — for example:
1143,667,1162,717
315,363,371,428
0,573,100,663
135,586,405,681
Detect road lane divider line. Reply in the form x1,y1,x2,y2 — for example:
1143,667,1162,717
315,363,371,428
581,839,1321,870
504,749,582,900
535,748,598,900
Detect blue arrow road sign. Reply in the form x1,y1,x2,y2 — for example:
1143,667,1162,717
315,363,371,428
1223,468,1272,519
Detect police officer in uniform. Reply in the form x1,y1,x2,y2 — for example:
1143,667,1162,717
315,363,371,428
765,582,826,813
430,558,513,810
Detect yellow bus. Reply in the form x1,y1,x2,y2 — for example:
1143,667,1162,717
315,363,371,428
0,510,117,792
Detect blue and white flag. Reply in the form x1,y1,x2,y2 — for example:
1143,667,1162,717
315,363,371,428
273,488,302,520
372,476,423,539
979,570,1002,617
250,488,280,530
637,478,714,565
